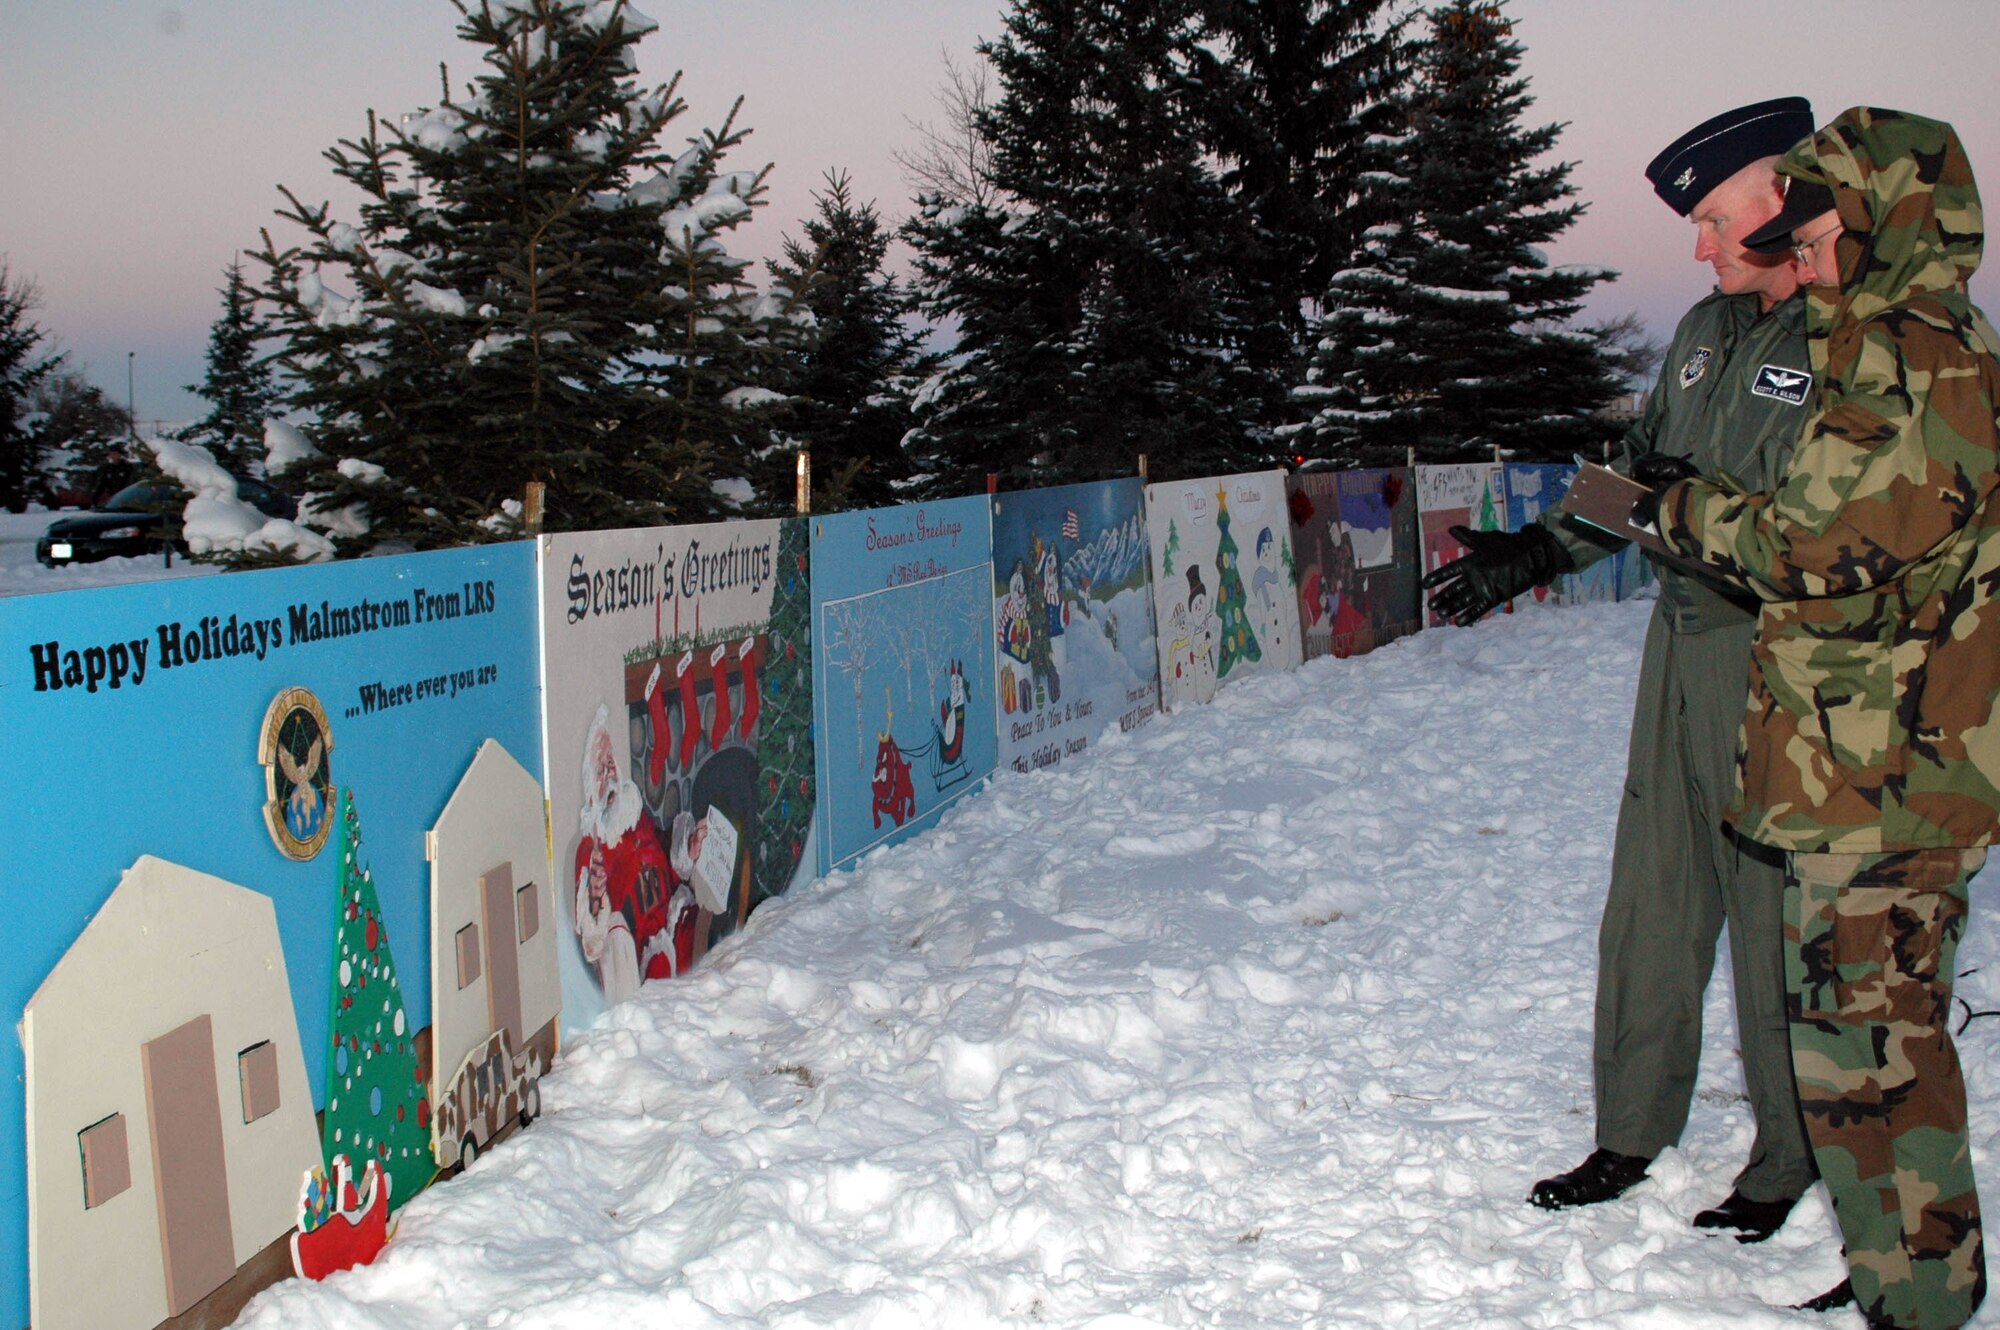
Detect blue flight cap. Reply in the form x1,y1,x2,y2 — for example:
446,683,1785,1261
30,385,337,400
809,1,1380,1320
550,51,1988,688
1644,97,1815,216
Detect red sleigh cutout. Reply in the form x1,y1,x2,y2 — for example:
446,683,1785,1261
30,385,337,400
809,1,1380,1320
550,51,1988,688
290,1152,393,1281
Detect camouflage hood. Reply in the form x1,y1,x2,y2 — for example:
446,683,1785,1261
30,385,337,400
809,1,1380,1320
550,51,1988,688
1777,107,1984,356
1658,105,2000,854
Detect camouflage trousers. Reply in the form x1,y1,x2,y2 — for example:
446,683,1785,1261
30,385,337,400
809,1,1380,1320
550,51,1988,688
1786,848,1986,1330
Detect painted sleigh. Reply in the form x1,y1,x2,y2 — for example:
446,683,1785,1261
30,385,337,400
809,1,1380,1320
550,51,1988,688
290,1153,390,1281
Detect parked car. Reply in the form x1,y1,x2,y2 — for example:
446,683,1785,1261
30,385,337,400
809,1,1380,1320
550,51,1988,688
35,477,295,566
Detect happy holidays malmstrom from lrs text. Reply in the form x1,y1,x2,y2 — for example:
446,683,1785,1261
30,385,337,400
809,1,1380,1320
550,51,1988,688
24,579,500,696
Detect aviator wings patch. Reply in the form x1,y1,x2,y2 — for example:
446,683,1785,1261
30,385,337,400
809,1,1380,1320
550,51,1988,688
1750,363,1812,405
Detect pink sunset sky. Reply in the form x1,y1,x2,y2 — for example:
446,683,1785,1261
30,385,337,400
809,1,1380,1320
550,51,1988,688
2,0,1995,426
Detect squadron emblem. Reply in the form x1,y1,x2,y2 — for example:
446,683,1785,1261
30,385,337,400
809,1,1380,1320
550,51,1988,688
259,686,335,859
1678,346,1714,389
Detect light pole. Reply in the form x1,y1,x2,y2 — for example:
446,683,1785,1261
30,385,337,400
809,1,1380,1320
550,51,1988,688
127,351,168,565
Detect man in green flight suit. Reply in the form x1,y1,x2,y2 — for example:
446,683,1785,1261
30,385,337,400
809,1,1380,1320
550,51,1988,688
1422,98,1818,1240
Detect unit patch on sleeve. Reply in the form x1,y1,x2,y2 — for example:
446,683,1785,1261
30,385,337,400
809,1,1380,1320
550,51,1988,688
1678,346,1713,389
1749,363,1812,405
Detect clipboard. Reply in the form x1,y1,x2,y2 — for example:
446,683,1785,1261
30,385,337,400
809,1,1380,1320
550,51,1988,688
1559,461,1677,558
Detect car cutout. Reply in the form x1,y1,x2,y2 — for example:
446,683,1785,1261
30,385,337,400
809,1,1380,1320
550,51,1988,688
432,1026,544,1172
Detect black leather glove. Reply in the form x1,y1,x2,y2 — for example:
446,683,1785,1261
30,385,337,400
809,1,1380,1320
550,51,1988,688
1628,453,1697,535
1631,483,1667,532
1419,523,1575,627
1629,452,1699,487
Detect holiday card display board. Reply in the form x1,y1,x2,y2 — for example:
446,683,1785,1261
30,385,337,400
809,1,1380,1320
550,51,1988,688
1286,468,1421,663
1145,470,1303,712
991,479,1161,776
811,497,997,875
1501,462,1642,608
540,518,813,1030
0,543,541,1330
1415,462,1506,628
1617,540,1656,602
1563,541,1626,606
1502,462,1582,610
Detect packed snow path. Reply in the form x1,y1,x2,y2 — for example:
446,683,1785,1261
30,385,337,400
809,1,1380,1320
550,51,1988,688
237,597,2000,1329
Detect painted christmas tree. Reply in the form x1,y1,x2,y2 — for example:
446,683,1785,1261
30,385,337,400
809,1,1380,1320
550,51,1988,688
1213,487,1263,678
751,516,815,911
1477,474,1501,531
322,788,432,1212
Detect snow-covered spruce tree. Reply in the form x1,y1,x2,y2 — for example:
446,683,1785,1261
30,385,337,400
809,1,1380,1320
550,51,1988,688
760,171,934,512
0,261,61,513
1184,0,1415,459
903,0,1264,495
181,259,279,477
1294,0,1622,467
254,0,796,552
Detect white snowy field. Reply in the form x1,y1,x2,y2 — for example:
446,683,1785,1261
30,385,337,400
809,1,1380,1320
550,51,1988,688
227,593,2000,1330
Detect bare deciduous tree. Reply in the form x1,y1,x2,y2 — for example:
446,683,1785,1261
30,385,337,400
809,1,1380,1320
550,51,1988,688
823,593,892,769
893,48,999,209
1589,311,1667,390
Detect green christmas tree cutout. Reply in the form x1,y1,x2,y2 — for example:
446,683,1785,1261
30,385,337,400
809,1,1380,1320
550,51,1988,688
752,516,815,909
1213,487,1264,679
323,788,432,1212
1477,475,1501,532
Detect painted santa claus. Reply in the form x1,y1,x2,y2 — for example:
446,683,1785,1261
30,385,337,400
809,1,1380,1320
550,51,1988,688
573,702,689,992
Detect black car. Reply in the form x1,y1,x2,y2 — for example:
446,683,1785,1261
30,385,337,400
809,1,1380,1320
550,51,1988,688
36,478,297,567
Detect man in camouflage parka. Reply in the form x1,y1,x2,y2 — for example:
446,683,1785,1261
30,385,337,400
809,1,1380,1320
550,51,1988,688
1653,107,2000,1330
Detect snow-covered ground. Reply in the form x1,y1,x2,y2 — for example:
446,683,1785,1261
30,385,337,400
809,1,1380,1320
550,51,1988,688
225,594,2000,1330
0,508,217,598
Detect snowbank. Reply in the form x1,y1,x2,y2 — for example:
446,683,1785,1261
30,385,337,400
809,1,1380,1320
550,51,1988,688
233,598,2000,1327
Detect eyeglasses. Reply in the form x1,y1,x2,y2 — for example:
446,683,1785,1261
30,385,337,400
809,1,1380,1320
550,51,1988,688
1790,221,1843,265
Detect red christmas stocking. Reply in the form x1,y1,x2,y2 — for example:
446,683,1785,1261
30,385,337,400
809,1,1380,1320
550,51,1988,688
736,640,761,741
645,663,671,786
677,652,701,770
708,644,734,749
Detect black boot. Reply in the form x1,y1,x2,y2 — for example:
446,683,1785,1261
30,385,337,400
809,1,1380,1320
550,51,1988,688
1792,1277,1900,1328
1527,1148,1651,1210
1793,1278,1853,1313
1692,1188,1798,1244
